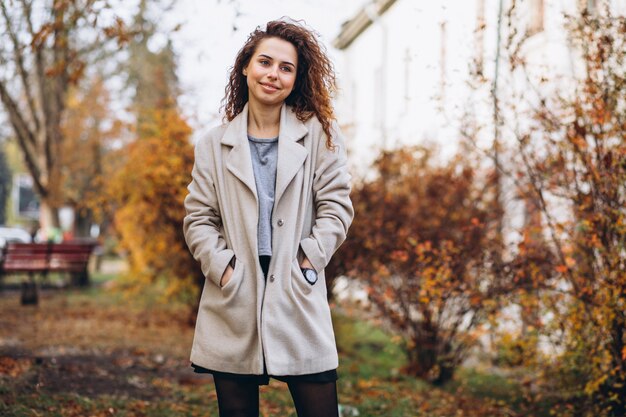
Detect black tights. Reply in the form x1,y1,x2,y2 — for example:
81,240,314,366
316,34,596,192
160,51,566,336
213,375,339,417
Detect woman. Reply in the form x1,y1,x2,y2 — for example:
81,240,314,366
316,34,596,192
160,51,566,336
183,18,354,417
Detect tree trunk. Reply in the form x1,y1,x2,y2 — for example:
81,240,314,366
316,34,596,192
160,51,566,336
405,332,457,385
405,332,438,378
39,199,60,235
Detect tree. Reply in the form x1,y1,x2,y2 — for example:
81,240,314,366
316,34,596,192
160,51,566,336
0,0,130,231
476,5,626,416
331,145,504,384
125,0,179,131
103,103,197,312
61,74,123,237
98,1,201,320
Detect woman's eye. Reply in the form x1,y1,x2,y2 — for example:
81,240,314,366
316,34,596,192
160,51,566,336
281,66,292,72
260,60,269,65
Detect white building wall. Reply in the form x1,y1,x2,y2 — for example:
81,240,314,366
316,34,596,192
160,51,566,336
336,0,626,177
335,0,626,238
333,0,626,357
338,1,486,178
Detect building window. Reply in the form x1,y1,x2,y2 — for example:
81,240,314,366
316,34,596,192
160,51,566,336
528,0,544,36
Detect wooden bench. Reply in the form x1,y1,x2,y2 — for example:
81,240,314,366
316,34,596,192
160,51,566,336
0,242,96,304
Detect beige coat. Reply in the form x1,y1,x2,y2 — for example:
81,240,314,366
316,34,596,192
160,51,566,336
183,103,354,375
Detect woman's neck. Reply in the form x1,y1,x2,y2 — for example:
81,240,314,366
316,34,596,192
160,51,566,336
247,100,281,138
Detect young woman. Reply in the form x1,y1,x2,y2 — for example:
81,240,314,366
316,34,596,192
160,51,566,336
183,19,354,417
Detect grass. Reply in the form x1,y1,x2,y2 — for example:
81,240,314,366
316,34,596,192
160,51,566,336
0,273,542,416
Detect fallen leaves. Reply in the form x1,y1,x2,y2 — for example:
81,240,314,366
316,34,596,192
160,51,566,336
0,356,32,377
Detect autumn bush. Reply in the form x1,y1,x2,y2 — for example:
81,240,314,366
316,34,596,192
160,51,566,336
91,9,206,322
482,6,626,416
101,104,200,313
331,145,504,385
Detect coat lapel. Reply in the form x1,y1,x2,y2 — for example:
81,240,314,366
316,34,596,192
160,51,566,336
221,103,258,200
275,104,309,205
220,103,309,205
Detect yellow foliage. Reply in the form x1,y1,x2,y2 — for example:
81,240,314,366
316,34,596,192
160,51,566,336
101,104,199,303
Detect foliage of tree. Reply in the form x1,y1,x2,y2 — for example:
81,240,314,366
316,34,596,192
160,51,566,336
101,102,197,309
96,1,201,319
481,6,626,416
125,1,179,130
331,145,504,385
0,0,130,230
62,74,123,237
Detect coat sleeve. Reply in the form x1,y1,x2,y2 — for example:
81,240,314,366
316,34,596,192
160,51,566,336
299,122,354,273
183,136,234,287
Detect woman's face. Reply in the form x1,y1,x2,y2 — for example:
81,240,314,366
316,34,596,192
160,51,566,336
243,37,298,109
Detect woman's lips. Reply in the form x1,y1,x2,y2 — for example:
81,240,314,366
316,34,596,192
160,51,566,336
260,82,279,92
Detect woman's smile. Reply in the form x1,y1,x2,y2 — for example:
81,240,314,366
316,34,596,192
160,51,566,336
260,82,280,92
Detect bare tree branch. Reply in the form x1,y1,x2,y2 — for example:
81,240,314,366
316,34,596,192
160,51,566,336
0,78,44,195
0,1,40,135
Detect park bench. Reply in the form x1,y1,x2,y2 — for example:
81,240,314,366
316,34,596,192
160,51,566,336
0,241,97,304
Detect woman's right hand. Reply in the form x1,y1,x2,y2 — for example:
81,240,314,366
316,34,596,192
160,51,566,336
220,265,234,287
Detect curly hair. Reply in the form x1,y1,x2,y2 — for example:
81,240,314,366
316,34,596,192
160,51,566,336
221,18,338,149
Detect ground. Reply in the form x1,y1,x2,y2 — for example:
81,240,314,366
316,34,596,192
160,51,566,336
0,273,530,416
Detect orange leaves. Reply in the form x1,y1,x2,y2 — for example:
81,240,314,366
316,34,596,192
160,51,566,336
390,250,409,263
555,264,568,274
555,256,578,275
507,11,626,414
103,16,132,46
103,105,197,301
565,256,577,268
0,356,32,378
30,23,54,49
331,145,502,384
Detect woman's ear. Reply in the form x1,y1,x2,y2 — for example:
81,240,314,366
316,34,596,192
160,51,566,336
243,69,247,76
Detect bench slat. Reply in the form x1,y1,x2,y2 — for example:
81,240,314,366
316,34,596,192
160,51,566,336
1,242,96,276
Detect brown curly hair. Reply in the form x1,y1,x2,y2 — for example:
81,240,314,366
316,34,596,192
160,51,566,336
221,18,337,149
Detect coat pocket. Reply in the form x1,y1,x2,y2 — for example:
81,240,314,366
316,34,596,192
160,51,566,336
220,258,245,297
290,258,314,296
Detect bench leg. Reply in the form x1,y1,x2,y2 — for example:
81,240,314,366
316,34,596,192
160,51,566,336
21,274,39,305
71,269,90,287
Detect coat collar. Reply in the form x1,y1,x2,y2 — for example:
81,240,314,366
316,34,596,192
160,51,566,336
221,103,309,205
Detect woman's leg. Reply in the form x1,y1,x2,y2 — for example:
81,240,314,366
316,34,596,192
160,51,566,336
287,380,339,417
213,375,260,417
210,255,269,416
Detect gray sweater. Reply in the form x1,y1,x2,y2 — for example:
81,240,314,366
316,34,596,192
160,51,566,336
247,135,279,256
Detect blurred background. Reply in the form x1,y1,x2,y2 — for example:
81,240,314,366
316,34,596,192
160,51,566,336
0,0,624,416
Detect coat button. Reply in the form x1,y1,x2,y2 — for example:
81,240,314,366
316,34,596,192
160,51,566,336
277,219,284,227
269,274,276,282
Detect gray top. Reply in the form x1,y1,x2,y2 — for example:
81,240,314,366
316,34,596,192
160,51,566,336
247,134,279,256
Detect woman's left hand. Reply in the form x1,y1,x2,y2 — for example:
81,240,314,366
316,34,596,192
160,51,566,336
300,257,314,270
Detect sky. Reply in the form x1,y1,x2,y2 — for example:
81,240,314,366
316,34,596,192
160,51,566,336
162,0,367,139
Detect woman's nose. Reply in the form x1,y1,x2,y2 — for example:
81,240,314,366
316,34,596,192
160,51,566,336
267,65,278,79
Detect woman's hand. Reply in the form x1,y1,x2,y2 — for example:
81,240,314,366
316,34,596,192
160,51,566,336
300,257,314,270
220,265,234,287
